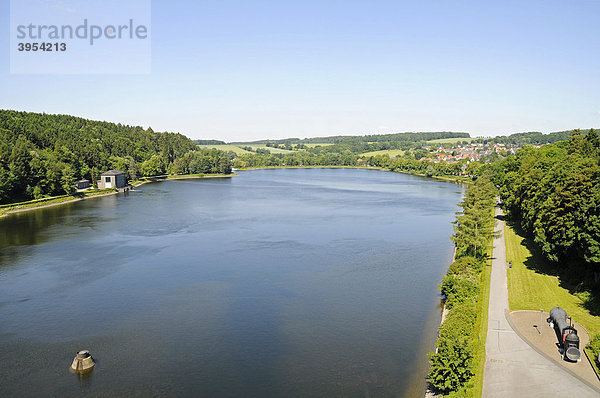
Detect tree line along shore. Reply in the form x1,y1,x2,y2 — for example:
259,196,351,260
427,130,600,397
3,109,589,207
2,109,599,397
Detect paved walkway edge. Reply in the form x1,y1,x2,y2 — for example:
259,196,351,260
504,309,600,394
483,206,599,397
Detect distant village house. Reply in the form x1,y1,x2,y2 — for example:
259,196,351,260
98,170,127,189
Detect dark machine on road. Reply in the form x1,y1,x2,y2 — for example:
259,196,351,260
548,307,581,362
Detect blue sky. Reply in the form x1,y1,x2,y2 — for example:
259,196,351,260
1,0,599,141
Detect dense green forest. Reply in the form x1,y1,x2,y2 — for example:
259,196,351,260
0,110,232,204
490,130,600,281
193,139,226,145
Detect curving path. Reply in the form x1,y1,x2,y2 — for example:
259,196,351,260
482,207,599,397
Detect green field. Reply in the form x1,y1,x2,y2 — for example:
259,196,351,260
197,144,252,155
505,224,600,336
248,145,294,154
426,137,475,144
203,144,297,154
360,149,405,157
303,143,332,148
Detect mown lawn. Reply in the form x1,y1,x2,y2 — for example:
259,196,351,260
505,224,600,337
360,149,405,157
196,144,252,155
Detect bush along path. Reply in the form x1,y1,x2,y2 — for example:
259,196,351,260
427,176,496,397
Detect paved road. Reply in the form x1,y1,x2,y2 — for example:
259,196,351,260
482,207,598,397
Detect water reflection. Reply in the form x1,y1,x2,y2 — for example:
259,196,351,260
0,169,463,397
74,367,94,390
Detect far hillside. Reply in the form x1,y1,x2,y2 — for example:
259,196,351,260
196,129,599,162
222,131,473,157
475,129,598,145
0,110,232,204
231,131,470,146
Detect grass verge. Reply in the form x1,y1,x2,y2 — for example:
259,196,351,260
585,346,600,378
504,224,600,336
0,189,117,217
471,227,493,397
0,174,235,217
360,149,405,157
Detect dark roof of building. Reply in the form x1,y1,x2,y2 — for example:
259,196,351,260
101,170,126,176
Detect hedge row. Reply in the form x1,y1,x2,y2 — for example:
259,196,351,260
428,176,496,396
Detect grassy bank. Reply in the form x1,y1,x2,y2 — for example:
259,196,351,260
504,223,600,376
471,220,494,397
0,188,118,217
505,224,600,335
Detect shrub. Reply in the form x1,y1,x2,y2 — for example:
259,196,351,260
429,175,496,395
428,335,475,394
447,256,481,275
441,274,479,309
587,334,600,365
439,302,477,339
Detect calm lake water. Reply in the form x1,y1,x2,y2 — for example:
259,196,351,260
0,168,464,397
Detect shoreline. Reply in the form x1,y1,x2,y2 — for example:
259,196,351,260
0,190,120,218
236,165,388,171
0,167,468,218
235,165,472,184
0,173,236,218
424,246,456,398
